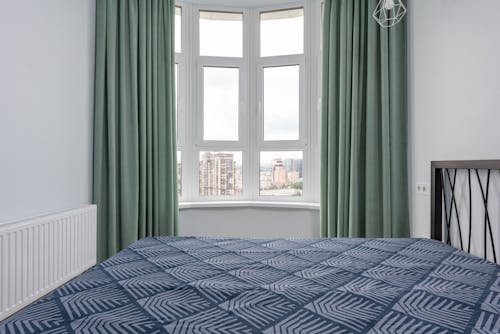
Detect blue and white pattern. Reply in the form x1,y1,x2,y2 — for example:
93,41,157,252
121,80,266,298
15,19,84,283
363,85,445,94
1,237,499,333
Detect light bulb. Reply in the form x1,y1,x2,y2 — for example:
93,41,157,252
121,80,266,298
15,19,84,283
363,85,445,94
384,0,395,10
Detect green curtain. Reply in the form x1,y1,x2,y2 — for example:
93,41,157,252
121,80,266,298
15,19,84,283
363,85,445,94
320,0,409,238
93,0,178,262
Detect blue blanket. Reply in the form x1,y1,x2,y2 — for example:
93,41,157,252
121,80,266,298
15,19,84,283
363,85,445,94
1,237,499,333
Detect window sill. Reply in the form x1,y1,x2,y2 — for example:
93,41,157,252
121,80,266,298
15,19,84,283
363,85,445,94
179,201,320,210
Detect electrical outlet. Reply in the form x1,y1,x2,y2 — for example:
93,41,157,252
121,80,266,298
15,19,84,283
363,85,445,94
416,182,430,195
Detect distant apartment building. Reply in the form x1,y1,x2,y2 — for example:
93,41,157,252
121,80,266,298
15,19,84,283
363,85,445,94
287,171,300,184
283,158,303,178
271,158,303,186
260,156,303,196
199,152,242,196
272,159,288,186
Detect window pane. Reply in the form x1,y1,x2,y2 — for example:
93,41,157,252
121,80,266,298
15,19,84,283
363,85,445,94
204,67,239,141
260,8,303,57
175,63,178,135
200,11,243,57
199,151,242,196
260,151,303,196
177,150,182,196
264,65,299,141
175,6,181,53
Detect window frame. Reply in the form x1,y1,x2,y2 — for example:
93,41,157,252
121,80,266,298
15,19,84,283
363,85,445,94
194,7,249,147
193,4,249,201
176,0,321,204
175,4,188,200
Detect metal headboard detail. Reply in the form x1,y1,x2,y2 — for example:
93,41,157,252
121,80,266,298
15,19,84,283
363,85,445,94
431,160,500,264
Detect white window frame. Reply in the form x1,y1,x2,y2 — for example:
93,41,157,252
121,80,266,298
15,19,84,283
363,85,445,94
175,4,188,199
193,5,249,201
176,0,322,204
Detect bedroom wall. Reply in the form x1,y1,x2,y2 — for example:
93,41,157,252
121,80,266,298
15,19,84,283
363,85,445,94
408,0,500,237
0,0,95,223
179,207,320,238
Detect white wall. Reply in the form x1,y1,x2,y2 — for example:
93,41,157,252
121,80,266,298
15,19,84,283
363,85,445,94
408,0,500,237
179,207,320,238
0,0,95,223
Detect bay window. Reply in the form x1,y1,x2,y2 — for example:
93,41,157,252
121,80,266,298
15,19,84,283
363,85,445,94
176,1,321,204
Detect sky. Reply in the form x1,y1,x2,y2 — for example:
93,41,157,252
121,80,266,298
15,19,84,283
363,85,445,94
199,151,243,165
260,151,303,165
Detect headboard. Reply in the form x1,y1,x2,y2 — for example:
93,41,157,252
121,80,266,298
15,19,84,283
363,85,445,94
431,160,500,264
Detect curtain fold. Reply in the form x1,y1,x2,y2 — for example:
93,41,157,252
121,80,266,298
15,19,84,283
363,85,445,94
94,0,178,262
320,0,409,238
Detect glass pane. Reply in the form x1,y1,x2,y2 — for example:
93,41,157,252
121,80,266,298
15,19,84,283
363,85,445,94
260,8,303,57
204,67,239,141
175,6,181,53
177,150,182,196
175,63,178,136
200,11,243,57
199,151,243,196
260,151,303,196
264,65,299,141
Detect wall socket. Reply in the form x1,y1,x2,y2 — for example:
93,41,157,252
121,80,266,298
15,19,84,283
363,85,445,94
416,182,431,195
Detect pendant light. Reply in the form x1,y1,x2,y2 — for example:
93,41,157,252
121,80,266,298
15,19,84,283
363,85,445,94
373,0,407,28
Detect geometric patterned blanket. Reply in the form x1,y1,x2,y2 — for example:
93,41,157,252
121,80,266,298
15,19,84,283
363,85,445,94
1,237,499,333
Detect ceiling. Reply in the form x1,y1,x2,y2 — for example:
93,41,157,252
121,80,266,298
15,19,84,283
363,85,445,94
180,0,301,8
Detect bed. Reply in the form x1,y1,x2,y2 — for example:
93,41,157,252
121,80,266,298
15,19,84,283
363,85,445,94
1,161,499,334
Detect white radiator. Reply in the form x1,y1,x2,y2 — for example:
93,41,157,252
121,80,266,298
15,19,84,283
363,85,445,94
0,205,97,321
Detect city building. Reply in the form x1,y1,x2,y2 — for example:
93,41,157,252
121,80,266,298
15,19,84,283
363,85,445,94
199,152,242,196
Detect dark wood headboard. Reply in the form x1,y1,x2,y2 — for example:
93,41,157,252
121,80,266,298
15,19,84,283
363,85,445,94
431,160,500,263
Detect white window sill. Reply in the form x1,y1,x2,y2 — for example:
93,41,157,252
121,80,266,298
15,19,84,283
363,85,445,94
179,201,320,210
